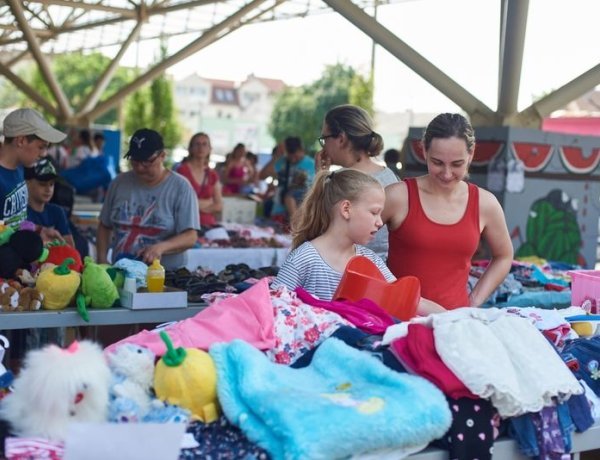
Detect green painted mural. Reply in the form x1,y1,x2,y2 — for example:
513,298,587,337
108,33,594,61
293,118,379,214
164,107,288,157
515,189,583,266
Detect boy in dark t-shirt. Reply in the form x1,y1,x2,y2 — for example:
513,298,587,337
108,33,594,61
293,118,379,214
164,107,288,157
0,108,66,235
25,158,74,247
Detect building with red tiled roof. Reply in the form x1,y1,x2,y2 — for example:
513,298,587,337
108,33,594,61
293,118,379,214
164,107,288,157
174,73,287,155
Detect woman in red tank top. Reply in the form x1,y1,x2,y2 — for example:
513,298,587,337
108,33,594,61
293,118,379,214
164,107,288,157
177,132,223,227
383,113,513,311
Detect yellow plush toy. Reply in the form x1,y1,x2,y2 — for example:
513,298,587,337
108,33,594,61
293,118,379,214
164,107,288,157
36,258,81,310
154,331,220,422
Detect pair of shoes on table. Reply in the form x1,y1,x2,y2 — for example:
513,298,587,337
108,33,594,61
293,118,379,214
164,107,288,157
165,269,228,302
218,264,251,284
186,281,229,303
257,266,279,277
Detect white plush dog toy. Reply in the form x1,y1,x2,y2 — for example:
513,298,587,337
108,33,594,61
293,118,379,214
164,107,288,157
107,343,155,419
0,340,111,441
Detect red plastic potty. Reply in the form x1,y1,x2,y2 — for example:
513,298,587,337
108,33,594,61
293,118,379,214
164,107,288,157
333,256,421,321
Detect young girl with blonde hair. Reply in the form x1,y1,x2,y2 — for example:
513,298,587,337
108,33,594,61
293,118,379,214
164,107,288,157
271,169,394,301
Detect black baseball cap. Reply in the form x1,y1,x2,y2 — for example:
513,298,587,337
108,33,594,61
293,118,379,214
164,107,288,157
24,157,58,181
125,128,164,161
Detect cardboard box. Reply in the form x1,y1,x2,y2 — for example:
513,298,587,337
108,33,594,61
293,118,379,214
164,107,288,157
120,287,188,310
221,197,257,224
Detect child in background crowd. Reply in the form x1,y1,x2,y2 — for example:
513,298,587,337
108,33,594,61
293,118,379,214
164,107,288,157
69,129,98,168
244,151,260,192
271,169,393,301
25,158,74,247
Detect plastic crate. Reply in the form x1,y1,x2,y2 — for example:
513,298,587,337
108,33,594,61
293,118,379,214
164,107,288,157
569,270,600,311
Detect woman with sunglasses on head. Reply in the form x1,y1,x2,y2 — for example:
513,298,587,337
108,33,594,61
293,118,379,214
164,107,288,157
177,132,223,228
383,113,512,311
96,128,200,267
316,104,398,261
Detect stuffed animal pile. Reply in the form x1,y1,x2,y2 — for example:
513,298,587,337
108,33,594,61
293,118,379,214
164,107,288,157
0,339,196,443
0,226,123,320
0,341,111,441
0,224,48,280
106,343,190,424
0,280,44,312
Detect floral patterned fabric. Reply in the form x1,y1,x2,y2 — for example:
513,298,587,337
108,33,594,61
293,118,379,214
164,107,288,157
264,286,352,365
202,286,351,365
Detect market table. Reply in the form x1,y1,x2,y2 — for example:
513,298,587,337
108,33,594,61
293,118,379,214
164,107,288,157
183,247,290,272
0,304,207,331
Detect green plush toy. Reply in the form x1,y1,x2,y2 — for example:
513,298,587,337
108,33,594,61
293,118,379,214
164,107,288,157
103,265,125,290
76,256,120,322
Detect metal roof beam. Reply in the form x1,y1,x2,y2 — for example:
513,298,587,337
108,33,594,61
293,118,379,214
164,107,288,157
515,63,600,128
0,0,222,47
147,0,225,15
22,3,53,29
26,0,137,17
0,61,58,116
6,0,73,119
0,24,53,39
497,0,528,119
77,19,143,114
83,0,273,122
322,0,496,125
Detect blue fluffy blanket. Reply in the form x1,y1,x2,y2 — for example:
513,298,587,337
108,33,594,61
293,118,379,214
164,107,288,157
210,338,451,460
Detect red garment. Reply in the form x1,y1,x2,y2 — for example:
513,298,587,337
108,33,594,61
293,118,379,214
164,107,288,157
178,162,219,226
387,178,480,309
390,323,477,399
223,164,246,195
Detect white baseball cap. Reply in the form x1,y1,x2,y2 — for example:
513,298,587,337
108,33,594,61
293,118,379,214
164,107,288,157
3,108,66,143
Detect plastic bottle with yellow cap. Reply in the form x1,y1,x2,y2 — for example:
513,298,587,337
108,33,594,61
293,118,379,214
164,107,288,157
146,259,165,293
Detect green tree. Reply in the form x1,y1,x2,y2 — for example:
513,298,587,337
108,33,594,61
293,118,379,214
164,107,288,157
27,52,136,125
349,72,374,116
123,42,181,149
269,88,317,153
148,72,181,149
0,76,24,108
269,63,373,152
123,85,151,138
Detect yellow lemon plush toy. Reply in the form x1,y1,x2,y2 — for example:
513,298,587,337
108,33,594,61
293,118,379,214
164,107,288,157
36,258,80,310
154,331,220,422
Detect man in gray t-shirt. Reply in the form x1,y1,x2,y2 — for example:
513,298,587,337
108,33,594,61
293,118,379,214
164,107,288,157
97,128,199,267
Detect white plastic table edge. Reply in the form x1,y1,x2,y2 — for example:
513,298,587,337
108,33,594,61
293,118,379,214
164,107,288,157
0,304,207,330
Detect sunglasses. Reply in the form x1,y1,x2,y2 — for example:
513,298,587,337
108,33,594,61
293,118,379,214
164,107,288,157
130,151,163,167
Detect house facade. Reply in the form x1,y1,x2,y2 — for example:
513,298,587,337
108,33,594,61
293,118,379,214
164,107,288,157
174,73,285,155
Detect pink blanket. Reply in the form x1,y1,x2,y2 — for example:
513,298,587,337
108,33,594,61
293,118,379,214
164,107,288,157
105,278,276,356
